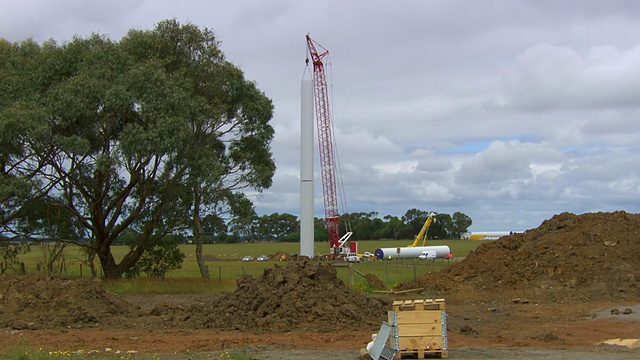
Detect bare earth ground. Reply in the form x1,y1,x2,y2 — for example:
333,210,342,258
2,211,640,359
2,294,640,359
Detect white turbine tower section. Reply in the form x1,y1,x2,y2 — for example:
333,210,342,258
300,79,315,258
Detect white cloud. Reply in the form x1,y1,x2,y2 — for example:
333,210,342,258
456,140,563,184
504,43,640,111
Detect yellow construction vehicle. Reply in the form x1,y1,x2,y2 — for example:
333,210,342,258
408,212,437,247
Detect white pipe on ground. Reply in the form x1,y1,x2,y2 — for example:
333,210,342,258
374,245,451,260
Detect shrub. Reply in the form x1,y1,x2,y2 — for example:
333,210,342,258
126,239,186,278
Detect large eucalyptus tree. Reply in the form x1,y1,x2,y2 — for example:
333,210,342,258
0,20,275,278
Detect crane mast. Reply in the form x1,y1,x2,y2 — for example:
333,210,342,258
305,35,342,253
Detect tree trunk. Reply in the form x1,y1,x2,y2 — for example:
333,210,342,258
88,251,97,278
97,245,123,279
193,188,210,279
100,261,122,279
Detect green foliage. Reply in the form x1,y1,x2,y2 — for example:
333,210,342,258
201,214,227,241
224,208,470,244
342,212,383,240
381,215,404,239
431,213,452,239
113,228,140,246
313,217,328,241
126,239,186,278
283,231,300,242
198,208,474,245
0,20,276,279
452,211,473,238
256,212,299,242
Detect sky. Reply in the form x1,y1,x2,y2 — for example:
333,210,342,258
2,0,640,232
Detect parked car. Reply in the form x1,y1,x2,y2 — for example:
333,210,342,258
242,255,254,262
257,255,269,262
344,253,360,263
418,251,436,260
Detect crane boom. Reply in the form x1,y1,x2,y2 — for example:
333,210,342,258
306,35,342,252
409,212,437,247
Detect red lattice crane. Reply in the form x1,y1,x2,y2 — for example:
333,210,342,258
306,35,351,255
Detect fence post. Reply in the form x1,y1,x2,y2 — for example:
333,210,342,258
385,262,389,285
413,261,417,280
348,263,354,286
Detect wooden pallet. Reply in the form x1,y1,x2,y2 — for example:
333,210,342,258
395,348,448,359
392,299,446,311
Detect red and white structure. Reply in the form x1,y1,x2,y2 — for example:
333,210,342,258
301,35,352,257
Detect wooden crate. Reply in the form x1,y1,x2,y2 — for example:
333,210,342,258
389,299,448,359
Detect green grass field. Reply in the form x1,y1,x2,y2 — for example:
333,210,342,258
11,239,484,294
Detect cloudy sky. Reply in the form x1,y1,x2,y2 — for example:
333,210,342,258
2,1,640,232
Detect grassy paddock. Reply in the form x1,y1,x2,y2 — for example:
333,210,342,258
9,239,484,294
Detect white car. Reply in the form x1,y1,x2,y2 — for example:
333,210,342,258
344,253,360,263
242,255,254,262
418,251,436,260
257,255,269,262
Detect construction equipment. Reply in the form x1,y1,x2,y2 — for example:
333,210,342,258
306,35,353,256
409,212,437,247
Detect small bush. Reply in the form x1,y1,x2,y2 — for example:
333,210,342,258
125,239,186,278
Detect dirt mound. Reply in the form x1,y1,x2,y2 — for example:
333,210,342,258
0,273,134,329
364,273,386,290
0,260,390,333
202,254,219,261
142,261,391,332
203,260,391,332
396,211,640,303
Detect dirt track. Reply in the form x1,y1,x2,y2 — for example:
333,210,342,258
2,211,640,358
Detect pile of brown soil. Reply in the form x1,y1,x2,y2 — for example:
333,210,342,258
364,273,386,290
0,273,133,329
199,260,390,332
397,211,640,303
0,260,390,333
137,260,390,332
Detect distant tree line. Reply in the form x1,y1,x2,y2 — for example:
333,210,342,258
161,209,472,244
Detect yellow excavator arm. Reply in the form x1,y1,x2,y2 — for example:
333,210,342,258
409,212,436,247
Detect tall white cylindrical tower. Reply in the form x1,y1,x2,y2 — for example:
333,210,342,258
300,79,315,258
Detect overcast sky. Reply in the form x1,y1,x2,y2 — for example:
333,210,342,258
2,1,640,232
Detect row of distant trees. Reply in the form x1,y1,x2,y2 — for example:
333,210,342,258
118,209,471,245
0,207,470,276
